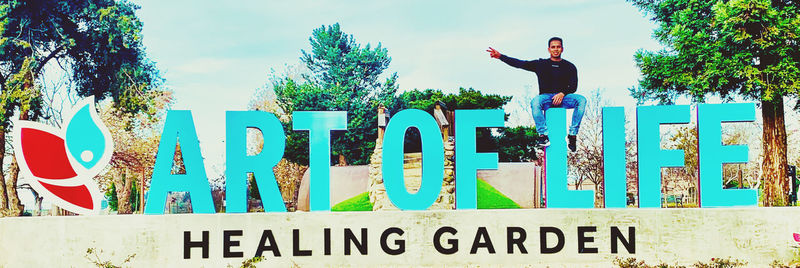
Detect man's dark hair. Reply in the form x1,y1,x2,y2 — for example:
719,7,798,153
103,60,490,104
548,37,563,47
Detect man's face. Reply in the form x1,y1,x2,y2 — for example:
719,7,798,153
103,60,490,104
548,40,563,59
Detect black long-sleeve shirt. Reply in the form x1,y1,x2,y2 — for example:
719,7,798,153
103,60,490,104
499,55,578,95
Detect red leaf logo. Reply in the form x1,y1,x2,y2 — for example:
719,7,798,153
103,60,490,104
13,97,112,215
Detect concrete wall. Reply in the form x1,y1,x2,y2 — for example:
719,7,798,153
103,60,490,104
478,162,540,208
297,165,370,211
1,208,799,267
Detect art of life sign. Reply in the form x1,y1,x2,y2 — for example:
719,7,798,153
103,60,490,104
137,102,757,213
9,98,785,266
14,98,756,214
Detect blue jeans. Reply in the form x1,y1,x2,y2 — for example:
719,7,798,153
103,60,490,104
531,93,586,136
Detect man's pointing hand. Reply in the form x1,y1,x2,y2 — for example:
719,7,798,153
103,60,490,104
486,47,501,59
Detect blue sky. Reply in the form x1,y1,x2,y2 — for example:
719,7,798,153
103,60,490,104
129,0,661,178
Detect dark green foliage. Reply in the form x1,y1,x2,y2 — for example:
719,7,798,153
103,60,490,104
271,24,534,163
105,183,118,211
388,87,510,114
273,23,397,165
388,87,523,154
104,180,139,212
247,174,260,200
629,0,800,103
300,23,395,103
725,179,740,189
497,126,538,162
0,0,162,126
130,180,139,212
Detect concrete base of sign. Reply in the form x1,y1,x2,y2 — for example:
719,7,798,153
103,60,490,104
1,208,799,267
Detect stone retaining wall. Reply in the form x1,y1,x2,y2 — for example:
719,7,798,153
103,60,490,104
369,141,455,210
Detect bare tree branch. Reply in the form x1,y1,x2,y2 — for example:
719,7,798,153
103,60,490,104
33,43,68,75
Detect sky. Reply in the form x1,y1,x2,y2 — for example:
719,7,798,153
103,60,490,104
124,0,662,179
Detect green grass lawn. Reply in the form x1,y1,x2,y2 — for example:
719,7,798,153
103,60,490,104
331,192,373,211
476,178,521,209
331,178,520,211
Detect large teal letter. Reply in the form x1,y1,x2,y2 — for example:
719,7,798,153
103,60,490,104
698,103,757,207
383,109,444,210
293,111,347,211
144,111,215,214
603,107,627,208
455,110,503,209
546,108,593,208
225,111,286,213
636,105,690,208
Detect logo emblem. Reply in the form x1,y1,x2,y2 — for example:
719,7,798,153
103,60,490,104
793,233,800,247
13,97,113,215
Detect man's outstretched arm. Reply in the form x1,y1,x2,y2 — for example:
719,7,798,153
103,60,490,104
486,47,537,72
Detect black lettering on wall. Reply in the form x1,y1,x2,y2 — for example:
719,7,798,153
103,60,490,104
611,226,636,254
223,230,244,258
433,226,459,255
255,230,281,257
183,231,209,259
380,227,405,255
470,227,496,254
540,227,565,254
293,229,312,256
507,227,528,254
344,228,368,255
324,228,332,256
577,226,598,254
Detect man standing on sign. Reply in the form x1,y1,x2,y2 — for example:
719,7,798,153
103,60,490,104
487,37,585,152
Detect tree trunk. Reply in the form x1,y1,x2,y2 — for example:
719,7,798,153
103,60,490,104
31,189,43,216
761,98,789,206
0,129,9,213
115,169,133,214
35,197,43,216
595,181,605,208
6,155,24,215
139,169,145,213
1,108,33,216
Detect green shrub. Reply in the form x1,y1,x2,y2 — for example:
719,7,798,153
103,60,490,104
613,257,747,268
